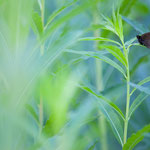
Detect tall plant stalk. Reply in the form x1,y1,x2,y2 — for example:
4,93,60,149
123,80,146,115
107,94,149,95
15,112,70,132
39,0,45,129
123,43,130,144
93,8,108,150
41,0,45,55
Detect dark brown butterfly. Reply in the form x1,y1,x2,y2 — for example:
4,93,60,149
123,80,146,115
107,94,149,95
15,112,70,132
137,32,150,48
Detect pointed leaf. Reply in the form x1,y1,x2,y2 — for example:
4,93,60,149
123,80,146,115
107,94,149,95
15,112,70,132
45,0,77,29
25,104,39,125
42,2,90,43
130,76,150,95
79,37,122,47
99,45,127,67
129,93,148,119
130,82,150,95
31,12,43,37
65,49,126,77
80,86,124,146
123,124,150,150
80,86,125,121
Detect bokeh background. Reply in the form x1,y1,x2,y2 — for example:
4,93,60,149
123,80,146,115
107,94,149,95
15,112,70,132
0,0,150,149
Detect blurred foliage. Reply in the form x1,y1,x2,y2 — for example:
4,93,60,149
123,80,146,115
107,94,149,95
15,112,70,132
0,0,150,150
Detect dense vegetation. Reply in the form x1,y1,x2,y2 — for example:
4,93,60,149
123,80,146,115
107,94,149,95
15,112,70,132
0,0,150,150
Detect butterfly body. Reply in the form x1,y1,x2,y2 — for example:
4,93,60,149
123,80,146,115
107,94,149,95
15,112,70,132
137,32,150,48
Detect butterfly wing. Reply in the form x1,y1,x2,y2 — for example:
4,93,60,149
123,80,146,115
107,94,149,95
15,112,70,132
141,32,150,48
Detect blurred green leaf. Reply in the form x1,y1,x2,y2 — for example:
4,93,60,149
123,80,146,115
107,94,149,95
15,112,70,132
45,0,77,30
81,85,124,146
79,37,122,47
26,104,39,125
135,1,149,15
122,16,149,34
41,1,91,44
88,141,97,150
81,86,125,121
123,124,150,150
65,49,126,77
31,12,43,37
130,76,150,95
41,71,78,137
65,49,108,55
129,93,148,119
130,82,150,95
98,100,124,146
120,0,136,16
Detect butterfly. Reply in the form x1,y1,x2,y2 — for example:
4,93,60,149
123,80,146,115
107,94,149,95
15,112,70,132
137,32,150,48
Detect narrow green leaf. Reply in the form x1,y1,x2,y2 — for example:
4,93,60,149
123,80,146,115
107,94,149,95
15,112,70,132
65,49,126,77
44,0,77,30
80,86,125,121
25,104,39,125
114,12,123,41
64,49,108,55
130,82,150,95
42,2,90,43
129,93,148,119
130,76,150,95
80,86,124,146
103,24,118,36
99,101,124,146
122,16,149,34
79,37,122,47
120,0,136,16
99,45,127,67
125,37,137,48
90,54,126,77
123,124,150,150
31,12,43,37
88,141,98,150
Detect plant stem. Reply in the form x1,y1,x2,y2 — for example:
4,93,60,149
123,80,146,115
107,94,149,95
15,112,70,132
39,94,43,127
123,43,130,144
41,0,45,55
39,0,45,129
41,0,45,27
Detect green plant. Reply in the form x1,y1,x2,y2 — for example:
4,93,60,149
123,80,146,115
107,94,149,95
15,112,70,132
1,0,150,150
68,10,150,149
